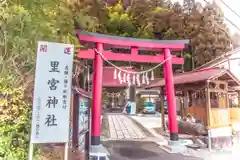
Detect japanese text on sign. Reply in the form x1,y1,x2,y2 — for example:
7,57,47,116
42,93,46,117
30,41,74,143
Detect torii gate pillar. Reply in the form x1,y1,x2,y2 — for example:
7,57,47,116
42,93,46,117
163,48,179,141
91,43,104,145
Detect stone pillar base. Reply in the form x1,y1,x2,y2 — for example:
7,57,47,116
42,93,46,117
89,144,109,160
160,140,187,154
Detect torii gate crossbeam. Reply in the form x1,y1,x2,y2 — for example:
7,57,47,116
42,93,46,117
76,30,189,147
78,49,184,64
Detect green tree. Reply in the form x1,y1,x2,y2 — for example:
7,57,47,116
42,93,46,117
66,0,109,32
189,2,231,66
106,1,136,37
103,0,232,71
0,0,97,159
128,0,151,29
141,0,232,67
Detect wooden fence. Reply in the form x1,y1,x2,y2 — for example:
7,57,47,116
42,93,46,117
230,108,240,123
187,107,240,127
187,107,232,128
210,108,230,128
187,106,207,124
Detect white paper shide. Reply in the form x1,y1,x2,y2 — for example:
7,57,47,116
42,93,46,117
31,41,74,143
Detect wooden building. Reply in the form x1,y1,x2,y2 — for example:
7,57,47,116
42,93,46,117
146,68,240,141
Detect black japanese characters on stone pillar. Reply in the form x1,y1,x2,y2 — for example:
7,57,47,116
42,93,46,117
62,65,69,109
49,61,60,72
44,61,61,127
46,96,58,108
45,114,57,126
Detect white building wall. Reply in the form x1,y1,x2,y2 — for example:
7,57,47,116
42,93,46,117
228,52,240,80
214,51,240,80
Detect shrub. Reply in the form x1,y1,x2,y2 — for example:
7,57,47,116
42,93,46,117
0,77,39,159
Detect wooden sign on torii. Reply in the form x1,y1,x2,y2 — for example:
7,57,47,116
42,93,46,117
76,30,189,146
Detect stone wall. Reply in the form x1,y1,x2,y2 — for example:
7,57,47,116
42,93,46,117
211,134,240,149
211,136,232,149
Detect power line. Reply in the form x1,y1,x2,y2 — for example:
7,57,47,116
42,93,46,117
223,15,240,32
219,0,240,20
202,0,240,32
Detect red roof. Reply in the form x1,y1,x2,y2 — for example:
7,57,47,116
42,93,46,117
101,67,137,87
146,68,239,89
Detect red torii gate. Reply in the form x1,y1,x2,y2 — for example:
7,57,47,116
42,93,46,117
76,30,189,146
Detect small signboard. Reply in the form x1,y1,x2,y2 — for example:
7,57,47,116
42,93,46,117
78,97,89,151
30,41,74,143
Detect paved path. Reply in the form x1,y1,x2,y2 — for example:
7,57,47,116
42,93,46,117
103,141,202,160
108,114,146,140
